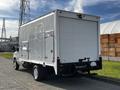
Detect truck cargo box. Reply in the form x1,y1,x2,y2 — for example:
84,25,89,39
16,10,102,79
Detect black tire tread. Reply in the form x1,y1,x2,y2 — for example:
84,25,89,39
33,65,46,81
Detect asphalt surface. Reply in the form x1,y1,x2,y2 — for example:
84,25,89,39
0,57,120,90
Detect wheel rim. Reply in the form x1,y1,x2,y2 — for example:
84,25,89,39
34,67,38,79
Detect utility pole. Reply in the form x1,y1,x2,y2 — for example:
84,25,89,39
1,18,6,42
19,0,30,26
18,0,31,44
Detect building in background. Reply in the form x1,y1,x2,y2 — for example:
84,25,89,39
0,37,18,52
100,20,120,58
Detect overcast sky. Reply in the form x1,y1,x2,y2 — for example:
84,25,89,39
0,0,120,37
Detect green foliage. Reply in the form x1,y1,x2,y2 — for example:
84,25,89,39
0,52,13,59
93,61,120,79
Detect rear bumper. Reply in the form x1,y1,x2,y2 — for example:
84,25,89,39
57,57,102,75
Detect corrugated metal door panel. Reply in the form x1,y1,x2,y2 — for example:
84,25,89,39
59,17,98,63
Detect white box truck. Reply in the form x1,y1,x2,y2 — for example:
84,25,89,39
13,10,102,81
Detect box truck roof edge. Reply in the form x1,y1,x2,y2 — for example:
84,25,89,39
20,9,100,28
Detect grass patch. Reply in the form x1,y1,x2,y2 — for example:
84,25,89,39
93,61,120,79
0,52,13,59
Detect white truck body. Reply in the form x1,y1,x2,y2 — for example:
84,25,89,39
18,10,101,75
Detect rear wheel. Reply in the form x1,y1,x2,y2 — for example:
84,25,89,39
32,65,46,81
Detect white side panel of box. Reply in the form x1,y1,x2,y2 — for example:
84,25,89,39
59,17,99,63
19,13,55,65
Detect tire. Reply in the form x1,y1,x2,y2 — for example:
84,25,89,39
13,59,19,70
32,65,46,81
